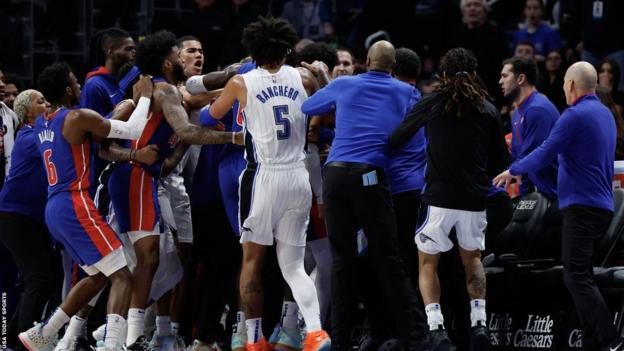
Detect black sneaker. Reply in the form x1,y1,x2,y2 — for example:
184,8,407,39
470,323,490,351
127,336,152,351
425,327,454,351
603,337,624,351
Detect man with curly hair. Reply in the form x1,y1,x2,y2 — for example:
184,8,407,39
206,16,331,351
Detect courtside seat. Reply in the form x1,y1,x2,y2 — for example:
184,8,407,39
594,188,624,266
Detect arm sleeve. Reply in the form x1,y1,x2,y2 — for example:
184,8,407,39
301,81,339,115
510,111,574,176
107,97,151,140
186,75,209,95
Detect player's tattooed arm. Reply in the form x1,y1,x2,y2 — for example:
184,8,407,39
156,84,235,145
99,141,160,165
160,142,190,178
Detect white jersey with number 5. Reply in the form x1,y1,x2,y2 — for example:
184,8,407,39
241,65,308,165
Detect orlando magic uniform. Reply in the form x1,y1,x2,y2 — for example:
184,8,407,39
36,108,125,276
239,65,311,246
108,77,177,239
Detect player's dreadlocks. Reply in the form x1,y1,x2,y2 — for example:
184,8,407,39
436,48,491,117
242,16,299,68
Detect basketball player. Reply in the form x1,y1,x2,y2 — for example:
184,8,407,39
106,30,241,351
205,16,331,351
18,61,153,351
390,48,509,350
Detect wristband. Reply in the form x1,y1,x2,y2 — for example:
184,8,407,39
199,105,220,127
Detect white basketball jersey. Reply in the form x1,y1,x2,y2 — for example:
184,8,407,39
241,65,308,165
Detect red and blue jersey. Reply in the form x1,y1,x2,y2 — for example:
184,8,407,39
124,78,177,178
34,107,121,266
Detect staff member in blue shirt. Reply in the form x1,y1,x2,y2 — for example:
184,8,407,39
498,56,561,258
494,61,624,351
0,90,55,351
302,40,426,351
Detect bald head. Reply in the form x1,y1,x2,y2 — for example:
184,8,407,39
563,61,598,105
367,40,395,72
566,61,598,90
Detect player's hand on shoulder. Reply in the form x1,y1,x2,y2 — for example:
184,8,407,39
135,144,160,165
133,75,154,103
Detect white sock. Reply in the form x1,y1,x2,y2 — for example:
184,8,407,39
156,316,172,337
170,321,179,336
276,241,322,333
233,311,246,335
61,315,86,341
104,314,126,348
42,308,70,337
281,301,299,330
126,308,145,345
245,318,263,343
470,299,487,327
425,303,444,331
92,323,106,342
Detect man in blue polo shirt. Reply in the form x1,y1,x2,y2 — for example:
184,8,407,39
500,56,559,200
494,61,623,351
301,40,426,351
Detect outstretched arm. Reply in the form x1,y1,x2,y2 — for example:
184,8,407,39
185,63,242,94
156,84,242,145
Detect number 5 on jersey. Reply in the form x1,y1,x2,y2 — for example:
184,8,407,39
43,149,58,185
273,105,291,140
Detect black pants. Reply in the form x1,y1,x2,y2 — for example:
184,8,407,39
323,164,425,350
0,212,57,351
193,201,241,343
561,205,617,347
392,190,427,290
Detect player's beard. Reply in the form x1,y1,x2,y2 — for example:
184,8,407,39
173,63,187,84
504,84,521,103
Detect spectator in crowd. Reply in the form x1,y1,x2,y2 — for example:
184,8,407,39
515,40,537,62
513,0,562,63
575,0,624,90
280,0,329,41
445,0,510,106
598,58,624,108
2,74,22,109
538,49,567,111
0,69,19,188
597,85,624,160
0,89,53,351
332,48,355,78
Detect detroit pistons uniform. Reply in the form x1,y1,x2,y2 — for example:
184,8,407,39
108,77,177,240
239,65,312,247
35,108,125,276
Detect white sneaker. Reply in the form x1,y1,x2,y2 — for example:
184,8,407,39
18,323,58,351
190,340,220,351
92,324,106,343
95,340,124,351
53,336,76,351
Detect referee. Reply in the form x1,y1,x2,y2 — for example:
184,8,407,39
494,61,624,351
301,41,426,350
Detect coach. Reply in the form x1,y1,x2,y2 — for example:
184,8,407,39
301,40,425,350
494,61,623,350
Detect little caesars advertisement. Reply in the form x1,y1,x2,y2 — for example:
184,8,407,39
488,311,587,350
